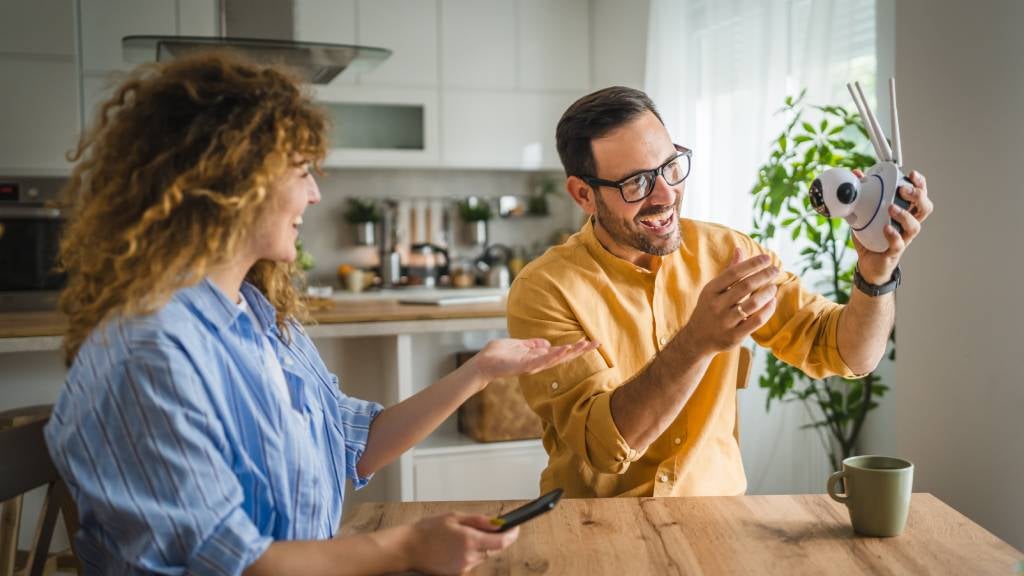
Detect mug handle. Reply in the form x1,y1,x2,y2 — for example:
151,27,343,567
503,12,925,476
827,470,848,503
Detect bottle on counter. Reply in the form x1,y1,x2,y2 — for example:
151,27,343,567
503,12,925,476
508,246,526,278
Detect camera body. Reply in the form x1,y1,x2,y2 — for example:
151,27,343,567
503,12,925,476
809,161,912,253
809,79,909,253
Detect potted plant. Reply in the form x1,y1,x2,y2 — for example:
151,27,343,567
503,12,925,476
295,238,315,273
749,89,891,472
343,198,381,246
457,197,493,246
527,175,560,216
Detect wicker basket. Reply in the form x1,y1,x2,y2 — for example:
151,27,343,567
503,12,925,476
456,351,544,442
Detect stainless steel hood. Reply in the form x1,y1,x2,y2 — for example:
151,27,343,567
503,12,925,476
122,0,391,84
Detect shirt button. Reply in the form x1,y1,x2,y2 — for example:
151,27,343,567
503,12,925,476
659,336,668,346
673,437,682,445
659,474,669,483
284,357,294,366
550,381,559,390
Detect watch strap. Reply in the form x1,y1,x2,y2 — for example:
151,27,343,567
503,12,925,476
854,265,901,297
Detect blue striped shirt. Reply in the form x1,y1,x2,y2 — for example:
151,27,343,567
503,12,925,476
45,279,383,575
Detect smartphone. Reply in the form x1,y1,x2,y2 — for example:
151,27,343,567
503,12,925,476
490,488,563,532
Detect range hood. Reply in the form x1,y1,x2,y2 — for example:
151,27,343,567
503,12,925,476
122,0,391,84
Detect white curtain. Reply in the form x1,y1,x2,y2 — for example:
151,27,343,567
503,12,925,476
646,0,877,229
644,0,878,494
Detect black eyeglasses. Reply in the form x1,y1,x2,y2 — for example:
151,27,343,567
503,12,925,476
581,144,692,203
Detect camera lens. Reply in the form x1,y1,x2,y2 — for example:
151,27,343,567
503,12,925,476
837,182,857,205
809,178,830,216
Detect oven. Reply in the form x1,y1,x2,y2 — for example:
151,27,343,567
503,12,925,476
0,177,66,310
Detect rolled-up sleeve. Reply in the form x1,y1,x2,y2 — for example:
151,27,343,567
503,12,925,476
740,234,858,380
328,373,383,490
45,342,271,576
508,277,642,474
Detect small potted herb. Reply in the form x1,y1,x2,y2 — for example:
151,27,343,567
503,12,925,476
295,238,315,272
343,198,381,246
458,198,493,246
527,176,559,216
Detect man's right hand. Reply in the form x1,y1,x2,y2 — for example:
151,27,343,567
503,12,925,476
682,248,779,356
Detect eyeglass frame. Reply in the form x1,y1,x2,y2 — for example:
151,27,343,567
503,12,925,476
579,144,693,204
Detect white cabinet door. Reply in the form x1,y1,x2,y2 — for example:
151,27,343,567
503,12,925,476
0,0,75,56
0,59,79,174
80,0,178,72
315,86,439,167
356,0,438,88
517,0,590,91
441,91,576,170
440,0,516,90
413,443,547,501
177,0,219,37
293,0,357,44
590,0,649,90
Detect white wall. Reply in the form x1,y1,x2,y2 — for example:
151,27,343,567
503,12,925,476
862,0,1024,550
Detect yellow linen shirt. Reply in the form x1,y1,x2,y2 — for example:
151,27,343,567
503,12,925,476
506,218,856,498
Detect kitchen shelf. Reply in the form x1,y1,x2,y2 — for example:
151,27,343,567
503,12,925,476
414,417,542,458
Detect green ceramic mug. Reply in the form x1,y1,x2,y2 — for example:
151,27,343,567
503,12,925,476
827,455,914,537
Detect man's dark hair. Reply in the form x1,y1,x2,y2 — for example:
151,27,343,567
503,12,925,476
555,86,664,178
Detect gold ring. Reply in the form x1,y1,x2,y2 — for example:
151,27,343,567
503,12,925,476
736,301,748,318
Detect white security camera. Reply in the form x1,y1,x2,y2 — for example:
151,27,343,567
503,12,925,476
809,79,912,253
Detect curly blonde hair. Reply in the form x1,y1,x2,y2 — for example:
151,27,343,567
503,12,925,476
59,51,328,365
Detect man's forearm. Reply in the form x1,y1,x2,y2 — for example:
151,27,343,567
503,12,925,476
837,289,895,375
609,328,714,453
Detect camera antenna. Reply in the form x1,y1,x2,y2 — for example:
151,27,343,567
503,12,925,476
847,83,884,160
854,81,894,162
889,78,902,167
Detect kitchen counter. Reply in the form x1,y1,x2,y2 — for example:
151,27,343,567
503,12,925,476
0,296,507,353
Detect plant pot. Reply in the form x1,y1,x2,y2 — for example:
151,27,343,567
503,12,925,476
354,221,376,246
465,220,488,246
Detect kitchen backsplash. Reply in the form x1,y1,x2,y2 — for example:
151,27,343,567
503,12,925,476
301,168,583,287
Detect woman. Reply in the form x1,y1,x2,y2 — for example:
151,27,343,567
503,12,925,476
44,51,594,575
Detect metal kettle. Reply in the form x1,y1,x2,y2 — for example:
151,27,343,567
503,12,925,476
477,244,512,289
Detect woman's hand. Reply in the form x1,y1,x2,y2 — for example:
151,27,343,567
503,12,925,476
470,338,599,382
400,513,519,575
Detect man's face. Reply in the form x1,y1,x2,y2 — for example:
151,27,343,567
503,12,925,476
588,111,684,263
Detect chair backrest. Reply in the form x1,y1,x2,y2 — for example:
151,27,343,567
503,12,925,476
0,405,79,576
734,347,752,443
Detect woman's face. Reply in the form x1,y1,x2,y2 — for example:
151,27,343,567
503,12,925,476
248,160,321,263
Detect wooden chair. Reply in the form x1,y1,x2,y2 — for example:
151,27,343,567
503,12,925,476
0,406,79,576
734,347,752,443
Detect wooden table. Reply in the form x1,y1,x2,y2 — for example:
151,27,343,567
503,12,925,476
341,493,1022,575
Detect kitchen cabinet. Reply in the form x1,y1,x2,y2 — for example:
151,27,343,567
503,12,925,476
441,91,576,170
440,0,517,90
590,0,650,89
0,1,78,175
0,1,75,55
314,86,439,168
0,61,79,175
356,0,438,88
517,0,591,91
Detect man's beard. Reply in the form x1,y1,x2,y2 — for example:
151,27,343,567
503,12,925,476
594,193,682,256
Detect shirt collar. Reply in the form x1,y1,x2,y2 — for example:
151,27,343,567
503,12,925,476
579,217,665,276
176,278,277,334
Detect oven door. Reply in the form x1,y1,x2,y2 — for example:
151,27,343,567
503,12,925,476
0,205,65,290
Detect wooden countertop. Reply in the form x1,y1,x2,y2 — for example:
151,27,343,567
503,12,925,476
0,298,506,340
341,493,1023,575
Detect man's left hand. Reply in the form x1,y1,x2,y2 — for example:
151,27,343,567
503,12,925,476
854,169,934,284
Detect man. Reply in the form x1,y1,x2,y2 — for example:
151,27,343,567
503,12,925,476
507,86,933,498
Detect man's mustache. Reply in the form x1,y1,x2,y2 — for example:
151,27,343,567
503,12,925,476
635,199,681,219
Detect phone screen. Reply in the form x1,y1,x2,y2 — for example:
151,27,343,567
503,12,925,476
490,488,563,532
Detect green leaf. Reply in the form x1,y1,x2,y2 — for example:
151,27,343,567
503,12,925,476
801,121,817,135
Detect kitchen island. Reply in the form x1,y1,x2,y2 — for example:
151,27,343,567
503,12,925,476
0,293,547,508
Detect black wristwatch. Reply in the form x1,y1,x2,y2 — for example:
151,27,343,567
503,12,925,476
854,265,901,297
